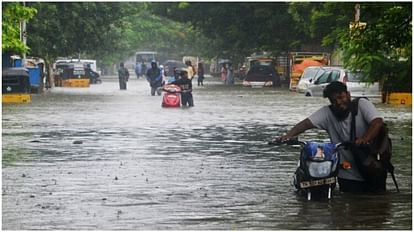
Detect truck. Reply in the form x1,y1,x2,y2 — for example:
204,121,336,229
275,52,330,91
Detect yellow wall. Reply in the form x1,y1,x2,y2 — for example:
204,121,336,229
386,92,412,106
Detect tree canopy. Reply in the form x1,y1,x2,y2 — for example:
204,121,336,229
2,2,37,54
150,2,299,64
26,2,136,64
288,2,411,90
20,2,209,67
340,4,412,91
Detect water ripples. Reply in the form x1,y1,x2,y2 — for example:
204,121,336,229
2,78,411,230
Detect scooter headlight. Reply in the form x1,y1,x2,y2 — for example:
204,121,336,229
307,161,332,178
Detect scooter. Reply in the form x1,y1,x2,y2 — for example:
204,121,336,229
161,84,181,107
269,139,347,200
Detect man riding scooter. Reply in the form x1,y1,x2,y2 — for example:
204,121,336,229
145,60,163,96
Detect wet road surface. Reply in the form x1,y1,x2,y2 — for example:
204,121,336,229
2,76,412,230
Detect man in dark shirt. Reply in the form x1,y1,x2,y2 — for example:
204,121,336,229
118,62,129,90
145,60,163,96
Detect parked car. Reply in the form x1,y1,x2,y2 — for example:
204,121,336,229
304,66,381,99
296,66,324,93
243,62,281,87
162,60,186,77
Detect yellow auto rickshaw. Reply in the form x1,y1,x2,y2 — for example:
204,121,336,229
54,61,90,87
2,67,32,103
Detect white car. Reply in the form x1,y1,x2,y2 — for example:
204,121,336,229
296,66,324,93
305,66,381,99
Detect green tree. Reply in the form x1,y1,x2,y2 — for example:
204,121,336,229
288,2,355,49
150,2,298,64
26,2,133,63
121,9,210,62
2,2,37,54
339,4,412,91
25,2,209,68
288,2,412,91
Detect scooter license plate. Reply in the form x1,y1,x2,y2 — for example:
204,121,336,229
300,177,336,188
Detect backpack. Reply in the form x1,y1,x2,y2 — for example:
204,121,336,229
350,97,399,192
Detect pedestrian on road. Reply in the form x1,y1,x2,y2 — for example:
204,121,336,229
197,62,204,86
85,64,100,84
220,63,227,83
118,62,129,90
135,62,141,79
140,61,147,78
226,62,234,85
273,81,386,193
186,60,195,81
145,60,163,96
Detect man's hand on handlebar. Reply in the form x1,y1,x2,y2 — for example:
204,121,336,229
269,135,299,145
272,135,293,143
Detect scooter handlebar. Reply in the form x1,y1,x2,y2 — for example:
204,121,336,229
269,139,355,148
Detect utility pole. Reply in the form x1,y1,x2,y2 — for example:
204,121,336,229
20,2,27,63
354,4,360,22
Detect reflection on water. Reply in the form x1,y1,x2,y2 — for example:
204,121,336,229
2,78,412,230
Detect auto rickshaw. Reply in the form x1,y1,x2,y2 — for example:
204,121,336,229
54,62,90,87
54,62,69,87
2,67,32,103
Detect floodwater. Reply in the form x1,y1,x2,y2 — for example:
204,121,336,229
2,76,412,230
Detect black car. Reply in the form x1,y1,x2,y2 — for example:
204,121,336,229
243,63,281,87
162,60,186,77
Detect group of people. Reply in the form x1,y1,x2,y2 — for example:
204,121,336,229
184,60,205,86
117,60,198,107
220,62,234,85
134,61,147,79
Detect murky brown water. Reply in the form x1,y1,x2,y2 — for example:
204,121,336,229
2,77,412,230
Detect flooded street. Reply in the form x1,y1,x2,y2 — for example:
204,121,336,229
2,76,412,230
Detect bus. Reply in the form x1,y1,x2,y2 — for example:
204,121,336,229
136,51,157,65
